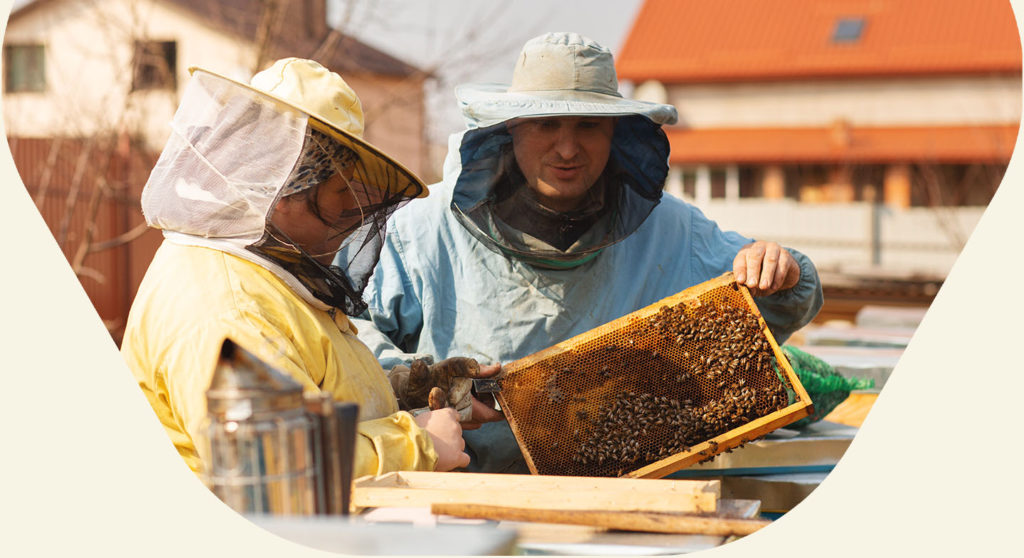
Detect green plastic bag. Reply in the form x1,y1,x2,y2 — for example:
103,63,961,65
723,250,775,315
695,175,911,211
780,345,875,429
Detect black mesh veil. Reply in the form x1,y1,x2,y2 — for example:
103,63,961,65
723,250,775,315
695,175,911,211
450,114,669,269
248,127,423,316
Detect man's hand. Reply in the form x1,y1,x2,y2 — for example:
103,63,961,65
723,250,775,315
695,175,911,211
733,241,801,297
461,365,505,429
389,358,505,423
412,408,471,471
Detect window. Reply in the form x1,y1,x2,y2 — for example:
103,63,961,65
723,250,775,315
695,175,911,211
709,168,727,199
4,44,46,93
132,40,177,91
831,17,865,43
738,166,760,198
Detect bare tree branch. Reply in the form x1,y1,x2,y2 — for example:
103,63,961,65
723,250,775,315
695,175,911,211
76,265,107,284
56,141,94,248
71,175,109,273
89,221,151,253
253,0,288,72
914,162,968,251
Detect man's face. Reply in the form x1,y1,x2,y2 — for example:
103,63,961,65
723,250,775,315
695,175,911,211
508,116,616,212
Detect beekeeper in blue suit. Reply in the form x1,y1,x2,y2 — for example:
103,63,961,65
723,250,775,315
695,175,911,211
351,32,824,473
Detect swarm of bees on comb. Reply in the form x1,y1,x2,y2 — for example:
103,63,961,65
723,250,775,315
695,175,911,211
565,302,790,476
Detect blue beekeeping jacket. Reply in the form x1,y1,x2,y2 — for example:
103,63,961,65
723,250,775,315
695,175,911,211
351,127,823,473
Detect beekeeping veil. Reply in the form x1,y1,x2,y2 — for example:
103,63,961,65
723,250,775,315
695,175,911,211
140,58,427,315
449,32,677,269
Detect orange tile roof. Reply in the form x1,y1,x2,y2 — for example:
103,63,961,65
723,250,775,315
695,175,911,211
665,124,1019,164
618,0,1021,82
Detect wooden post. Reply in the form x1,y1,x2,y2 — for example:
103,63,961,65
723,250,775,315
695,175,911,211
761,165,785,199
695,165,712,208
884,164,912,208
665,165,685,200
725,165,740,202
827,166,856,203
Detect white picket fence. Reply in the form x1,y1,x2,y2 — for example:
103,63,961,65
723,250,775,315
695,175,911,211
692,198,988,278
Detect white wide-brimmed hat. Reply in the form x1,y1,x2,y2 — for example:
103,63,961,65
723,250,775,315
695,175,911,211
456,32,678,129
191,58,427,199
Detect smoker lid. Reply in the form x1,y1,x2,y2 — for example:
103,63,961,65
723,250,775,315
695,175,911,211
206,338,305,418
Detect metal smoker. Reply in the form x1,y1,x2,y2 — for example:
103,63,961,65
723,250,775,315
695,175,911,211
202,338,359,516
303,392,359,515
202,339,317,515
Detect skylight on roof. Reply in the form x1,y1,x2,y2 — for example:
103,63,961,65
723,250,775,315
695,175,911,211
832,17,865,43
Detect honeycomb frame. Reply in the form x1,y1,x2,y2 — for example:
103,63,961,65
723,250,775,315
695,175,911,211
496,273,813,478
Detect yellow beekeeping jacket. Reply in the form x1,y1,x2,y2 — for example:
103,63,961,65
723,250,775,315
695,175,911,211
121,241,437,476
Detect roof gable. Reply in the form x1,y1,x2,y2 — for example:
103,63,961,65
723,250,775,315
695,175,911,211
9,0,421,77
164,0,420,77
617,0,1022,83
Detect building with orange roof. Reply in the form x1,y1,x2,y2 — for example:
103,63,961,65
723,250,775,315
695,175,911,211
617,0,1020,209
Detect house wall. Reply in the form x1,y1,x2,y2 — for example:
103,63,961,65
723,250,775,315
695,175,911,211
656,76,1021,128
699,198,986,278
654,74,1020,212
4,0,255,151
347,73,428,178
4,0,429,175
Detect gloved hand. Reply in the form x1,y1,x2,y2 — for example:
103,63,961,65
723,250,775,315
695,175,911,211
388,357,487,422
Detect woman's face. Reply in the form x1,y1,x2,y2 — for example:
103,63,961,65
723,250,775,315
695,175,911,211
270,167,363,264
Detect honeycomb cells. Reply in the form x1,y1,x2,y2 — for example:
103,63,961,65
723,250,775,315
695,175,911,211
498,280,799,478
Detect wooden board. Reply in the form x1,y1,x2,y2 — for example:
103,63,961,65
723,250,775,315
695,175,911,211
353,471,720,514
431,502,771,536
823,392,877,427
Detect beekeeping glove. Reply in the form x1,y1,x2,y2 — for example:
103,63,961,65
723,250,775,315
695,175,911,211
388,357,483,421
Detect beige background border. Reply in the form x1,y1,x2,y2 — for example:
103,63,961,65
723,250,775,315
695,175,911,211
1,1,1020,555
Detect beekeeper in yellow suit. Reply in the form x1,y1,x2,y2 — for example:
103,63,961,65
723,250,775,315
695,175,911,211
121,58,502,478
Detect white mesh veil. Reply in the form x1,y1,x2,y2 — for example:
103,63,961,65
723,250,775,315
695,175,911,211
141,69,425,315
142,71,307,242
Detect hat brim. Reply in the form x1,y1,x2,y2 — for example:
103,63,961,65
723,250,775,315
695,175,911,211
455,82,678,129
189,66,428,199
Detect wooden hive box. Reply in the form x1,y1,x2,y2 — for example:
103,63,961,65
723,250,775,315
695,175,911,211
353,471,721,514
